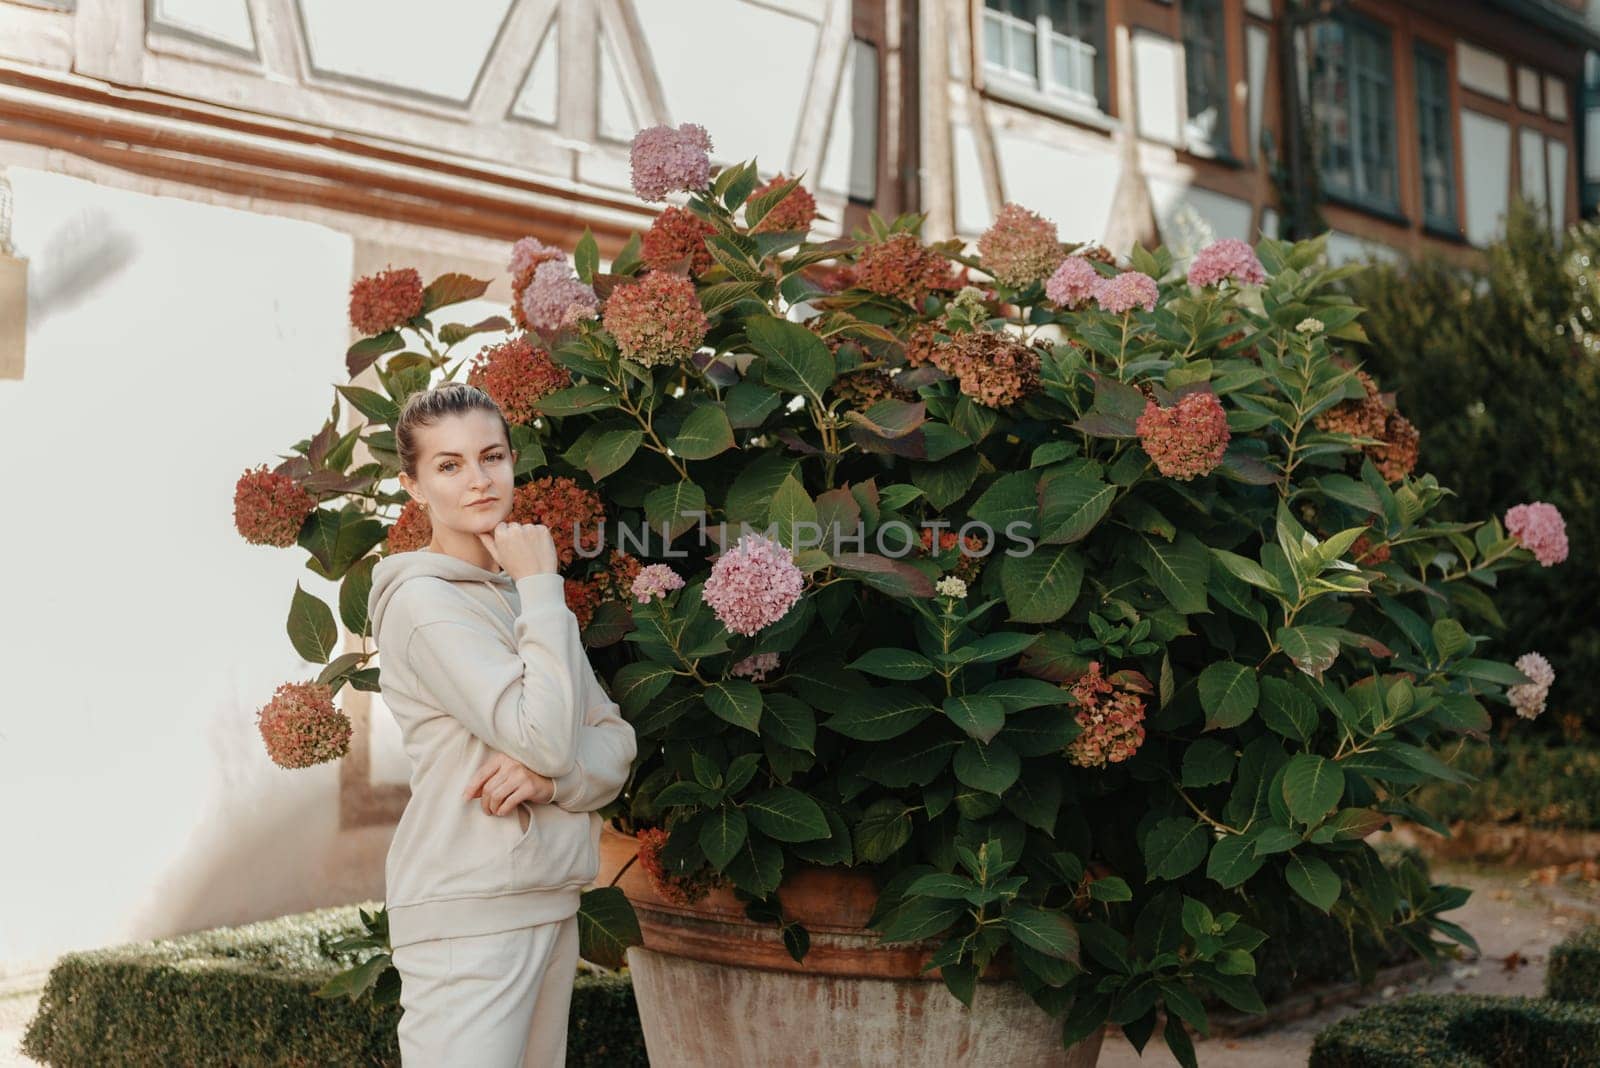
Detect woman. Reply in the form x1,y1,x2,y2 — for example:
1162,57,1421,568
366,382,637,1066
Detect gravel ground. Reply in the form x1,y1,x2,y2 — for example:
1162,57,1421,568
3,863,1594,1067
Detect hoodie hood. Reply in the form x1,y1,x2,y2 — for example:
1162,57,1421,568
368,549,517,645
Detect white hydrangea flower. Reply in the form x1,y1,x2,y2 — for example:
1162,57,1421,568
1296,317,1325,335
934,576,968,599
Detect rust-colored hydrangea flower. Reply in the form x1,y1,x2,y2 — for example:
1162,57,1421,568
636,827,722,906
604,272,711,367
1350,527,1391,566
1314,370,1388,441
1065,662,1147,769
509,476,607,567
641,207,718,276
1136,392,1231,480
348,267,424,335
564,577,602,629
917,527,986,585
853,234,954,308
930,329,1042,408
385,499,432,554
977,202,1064,288
257,680,352,769
901,321,945,369
580,549,645,621
749,174,818,234
1367,412,1419,483
829,368,919,409
465,336,570,425
233,465,317,547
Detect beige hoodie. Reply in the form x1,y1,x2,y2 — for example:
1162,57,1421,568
367,549,636,950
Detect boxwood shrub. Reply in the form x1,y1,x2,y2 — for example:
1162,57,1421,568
1549,925,1600,1004
21,904,646,1067
1309,994,1600,1067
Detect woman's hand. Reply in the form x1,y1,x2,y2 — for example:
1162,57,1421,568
476,522,560,581
465,751,555,816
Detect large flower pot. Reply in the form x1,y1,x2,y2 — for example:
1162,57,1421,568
597,825,1102,1067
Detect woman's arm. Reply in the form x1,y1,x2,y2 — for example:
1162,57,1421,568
404,573,584,778
548,677,638,813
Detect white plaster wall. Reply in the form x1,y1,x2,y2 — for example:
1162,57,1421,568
0,170,364,969
631,0,820,172
991,127,1120,244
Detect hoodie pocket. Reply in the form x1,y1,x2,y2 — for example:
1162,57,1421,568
509,805,598,890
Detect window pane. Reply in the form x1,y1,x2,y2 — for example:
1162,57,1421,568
1312,16,1398,210
1050,33,1095,99
1182,0,1229,152
983,13,1006,67
1414,45,1457,228
1009,24,1038,78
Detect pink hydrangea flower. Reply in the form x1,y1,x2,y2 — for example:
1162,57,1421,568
977,202,1064,288
257,681,352,769
1136,392,1231,480
702,532,805,636
630,122,714,201
1187,238,1267,288
519,260,599,334
632,564,686,604
1509,651,1556,720
509,237,567,288
729,652,781,682
1505,501,1569,566
1045,256,1101,309
603,271,710,367
1093,271,1160,314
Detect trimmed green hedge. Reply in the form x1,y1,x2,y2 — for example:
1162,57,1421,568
1550,925,1600,1004
1312,924,1600,1065
1309,994,1600,1067
21,904,647,1067
1416,739,1600,831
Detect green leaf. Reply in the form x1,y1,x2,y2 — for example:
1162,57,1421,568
725,833,784,895
339,555,376,636
574,228,598,283
667,404,736,460
576,886,641,969
1431,618,1471,660
943,694,1007,743
953,738,1021,794
1181,739,1236,787
761,693,817,752
767,475,819,550
704,680,763,734
854,800,915,863
1038,476,1116,544
582,427,644,481
824,687,938,741
313,953,392,1001
643,480,707,542
1144,817,1209,881
1208,548,1285,596
1258,677,1317,744
1089,876,1134,902
1134,533,1211,615
745,787,831,842
878,897,963,943
699,807,749,868
948,631,1042,666
1277,625,1341,678
1000,544,1085,623
1198,662,1259,730
1281,754,1344,824
1004,906,1080,962
747,314,835,402
1206,835,1264,888
847,648,936,680
1284,854,1340,912
287,583,339,664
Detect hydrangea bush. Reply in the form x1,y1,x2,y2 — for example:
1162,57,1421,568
234,122,1569,1062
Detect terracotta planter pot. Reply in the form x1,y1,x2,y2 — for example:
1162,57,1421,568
597,825,1103,1068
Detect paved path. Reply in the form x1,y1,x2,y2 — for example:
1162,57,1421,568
3,863,1593,1066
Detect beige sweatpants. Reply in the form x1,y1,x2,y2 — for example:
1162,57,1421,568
391,915,580,1067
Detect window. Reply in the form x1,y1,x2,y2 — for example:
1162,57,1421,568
1309,15,1399,213
982,0,1108,111
1414,44,1458,231
1181,0,1230,155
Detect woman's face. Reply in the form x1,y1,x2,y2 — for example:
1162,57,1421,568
400,410,516,534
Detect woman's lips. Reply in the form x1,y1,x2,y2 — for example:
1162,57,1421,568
468,499,497,507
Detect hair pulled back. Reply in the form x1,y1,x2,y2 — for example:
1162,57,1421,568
395,382,512,477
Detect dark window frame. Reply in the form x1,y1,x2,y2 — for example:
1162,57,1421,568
1413,41,1460,234
1308,11,1401,215
981,0,1110,113
1180,0,1232,158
